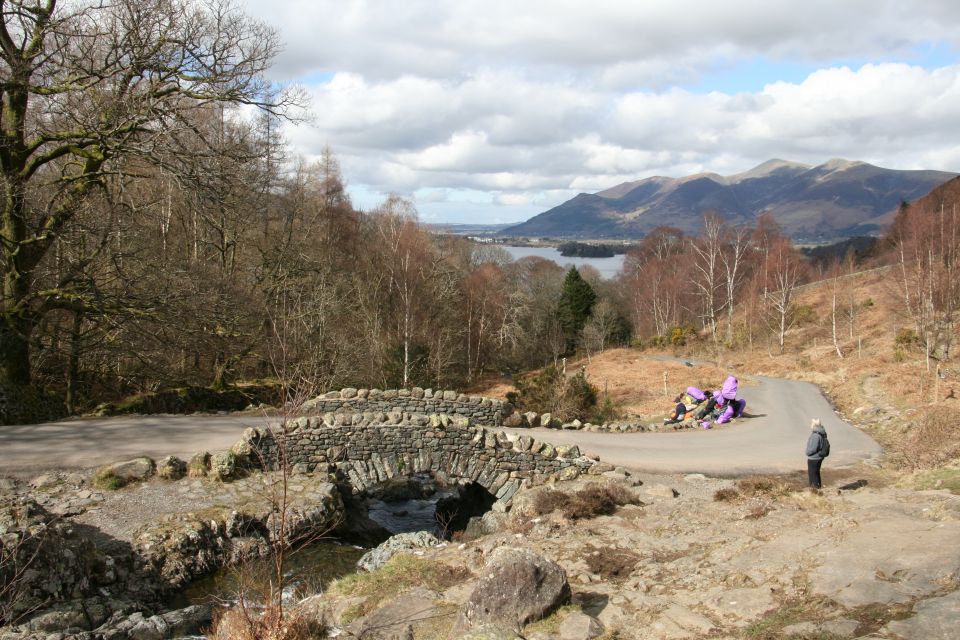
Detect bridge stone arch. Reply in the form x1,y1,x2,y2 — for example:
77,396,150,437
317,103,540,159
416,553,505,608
238,417,594,510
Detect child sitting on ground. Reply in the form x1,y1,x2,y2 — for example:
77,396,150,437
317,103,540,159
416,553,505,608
664,386,712,424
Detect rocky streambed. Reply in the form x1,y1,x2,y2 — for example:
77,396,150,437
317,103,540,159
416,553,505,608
4,458,960,639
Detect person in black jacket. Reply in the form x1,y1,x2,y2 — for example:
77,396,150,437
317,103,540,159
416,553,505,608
805,418,829,489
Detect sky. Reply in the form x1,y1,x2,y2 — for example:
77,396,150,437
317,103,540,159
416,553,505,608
239,0,960,225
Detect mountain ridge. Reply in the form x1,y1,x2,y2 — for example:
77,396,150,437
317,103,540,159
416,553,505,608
503,159,957,240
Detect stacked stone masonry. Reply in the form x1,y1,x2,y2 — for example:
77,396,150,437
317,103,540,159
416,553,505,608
242,418,593,510
302,387,513,426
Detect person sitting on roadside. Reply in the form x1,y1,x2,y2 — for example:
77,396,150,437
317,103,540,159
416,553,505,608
696,376,745,426
664,387,712,424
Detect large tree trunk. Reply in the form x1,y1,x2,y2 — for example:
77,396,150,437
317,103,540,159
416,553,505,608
0,318,32,386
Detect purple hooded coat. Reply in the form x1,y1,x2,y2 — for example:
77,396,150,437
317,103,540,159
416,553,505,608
686,386,707,402
713,376,740,424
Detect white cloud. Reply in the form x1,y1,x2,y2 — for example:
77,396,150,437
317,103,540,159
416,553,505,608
238,0,960,222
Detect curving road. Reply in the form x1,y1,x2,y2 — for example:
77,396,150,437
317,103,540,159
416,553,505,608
507,375,881,475
0,374,881,476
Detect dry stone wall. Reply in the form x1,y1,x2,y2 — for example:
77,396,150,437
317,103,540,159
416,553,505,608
0,381,66,426
302,387,512,426
240,417,593,510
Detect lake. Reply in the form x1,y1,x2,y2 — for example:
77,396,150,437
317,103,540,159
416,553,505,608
501,245,627,279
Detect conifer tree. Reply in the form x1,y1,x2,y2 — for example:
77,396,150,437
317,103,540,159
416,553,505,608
557,267,596,352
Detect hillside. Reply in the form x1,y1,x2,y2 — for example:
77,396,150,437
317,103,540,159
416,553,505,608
503,159,956,241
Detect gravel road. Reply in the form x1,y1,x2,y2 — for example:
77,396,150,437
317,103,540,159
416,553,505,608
0,374,881,475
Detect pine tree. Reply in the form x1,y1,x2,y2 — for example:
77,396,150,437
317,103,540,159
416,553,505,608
557,267,597,353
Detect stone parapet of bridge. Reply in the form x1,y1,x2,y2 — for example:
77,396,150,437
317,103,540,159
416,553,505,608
236,415,592,510
301,387,512,426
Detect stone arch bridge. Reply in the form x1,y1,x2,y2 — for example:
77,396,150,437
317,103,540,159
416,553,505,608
236,413,594,510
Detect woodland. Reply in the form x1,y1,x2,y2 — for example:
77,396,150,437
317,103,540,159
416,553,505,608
2,0,959,421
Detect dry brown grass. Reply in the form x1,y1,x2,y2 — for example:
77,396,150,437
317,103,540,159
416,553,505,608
474,349,729,418
478,266,960,472
532,483,641,520
208,605,326,640
885,408,960,470
736,475,801,498
584,545,639,582
713,487,740,502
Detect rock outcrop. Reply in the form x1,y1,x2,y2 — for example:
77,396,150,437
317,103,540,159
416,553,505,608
453,547,570,634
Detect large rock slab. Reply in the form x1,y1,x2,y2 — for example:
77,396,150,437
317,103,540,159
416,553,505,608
650,604,716,639
356,531,442,573
346,587,455,640
884,590,960,639
808,511,960,607
560,611,605,640
453,546,570,634
698,586,776,626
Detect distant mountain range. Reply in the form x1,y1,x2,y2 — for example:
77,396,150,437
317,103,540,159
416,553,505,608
502,159,957,241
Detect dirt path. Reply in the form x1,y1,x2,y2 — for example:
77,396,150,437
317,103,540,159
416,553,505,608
0,374,881,476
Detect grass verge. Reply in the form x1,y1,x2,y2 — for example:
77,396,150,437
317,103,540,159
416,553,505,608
329,553,470,625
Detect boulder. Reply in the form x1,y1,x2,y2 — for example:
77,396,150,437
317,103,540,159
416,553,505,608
341,387,358,399
558,466,581,481
555,444,580,459
560,612,605,640
187,451,210,477
524,412,540,427
156,456,187,481
503,413,525,428
356,531,442,573
453,546,570,634
102,457,155,484
209,451,236,481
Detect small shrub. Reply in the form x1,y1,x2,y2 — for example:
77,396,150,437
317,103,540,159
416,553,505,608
736,476,796,498
791,304,816,326
564,483,640,520
890,408,960,471
584,546,639,582
564,486,618,520
647,335,669,348
713,487,740,502
533,489,572,516
894,327,921,348
745,502,772,519
862,297,874,308
512,366,599,422
534,484,640,520
669,325,696,346
208,605,326,640
92,468,124,491
593,394,621,424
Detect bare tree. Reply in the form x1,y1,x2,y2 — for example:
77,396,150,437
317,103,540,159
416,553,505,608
689,213,724,341
720,226,751,345
763,239,806,354
0,0,297,387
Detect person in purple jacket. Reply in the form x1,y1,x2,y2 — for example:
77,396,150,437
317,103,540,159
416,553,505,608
695,375,737,419
664,386,712,424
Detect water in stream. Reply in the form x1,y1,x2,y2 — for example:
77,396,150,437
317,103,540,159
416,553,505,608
175,483,461,609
